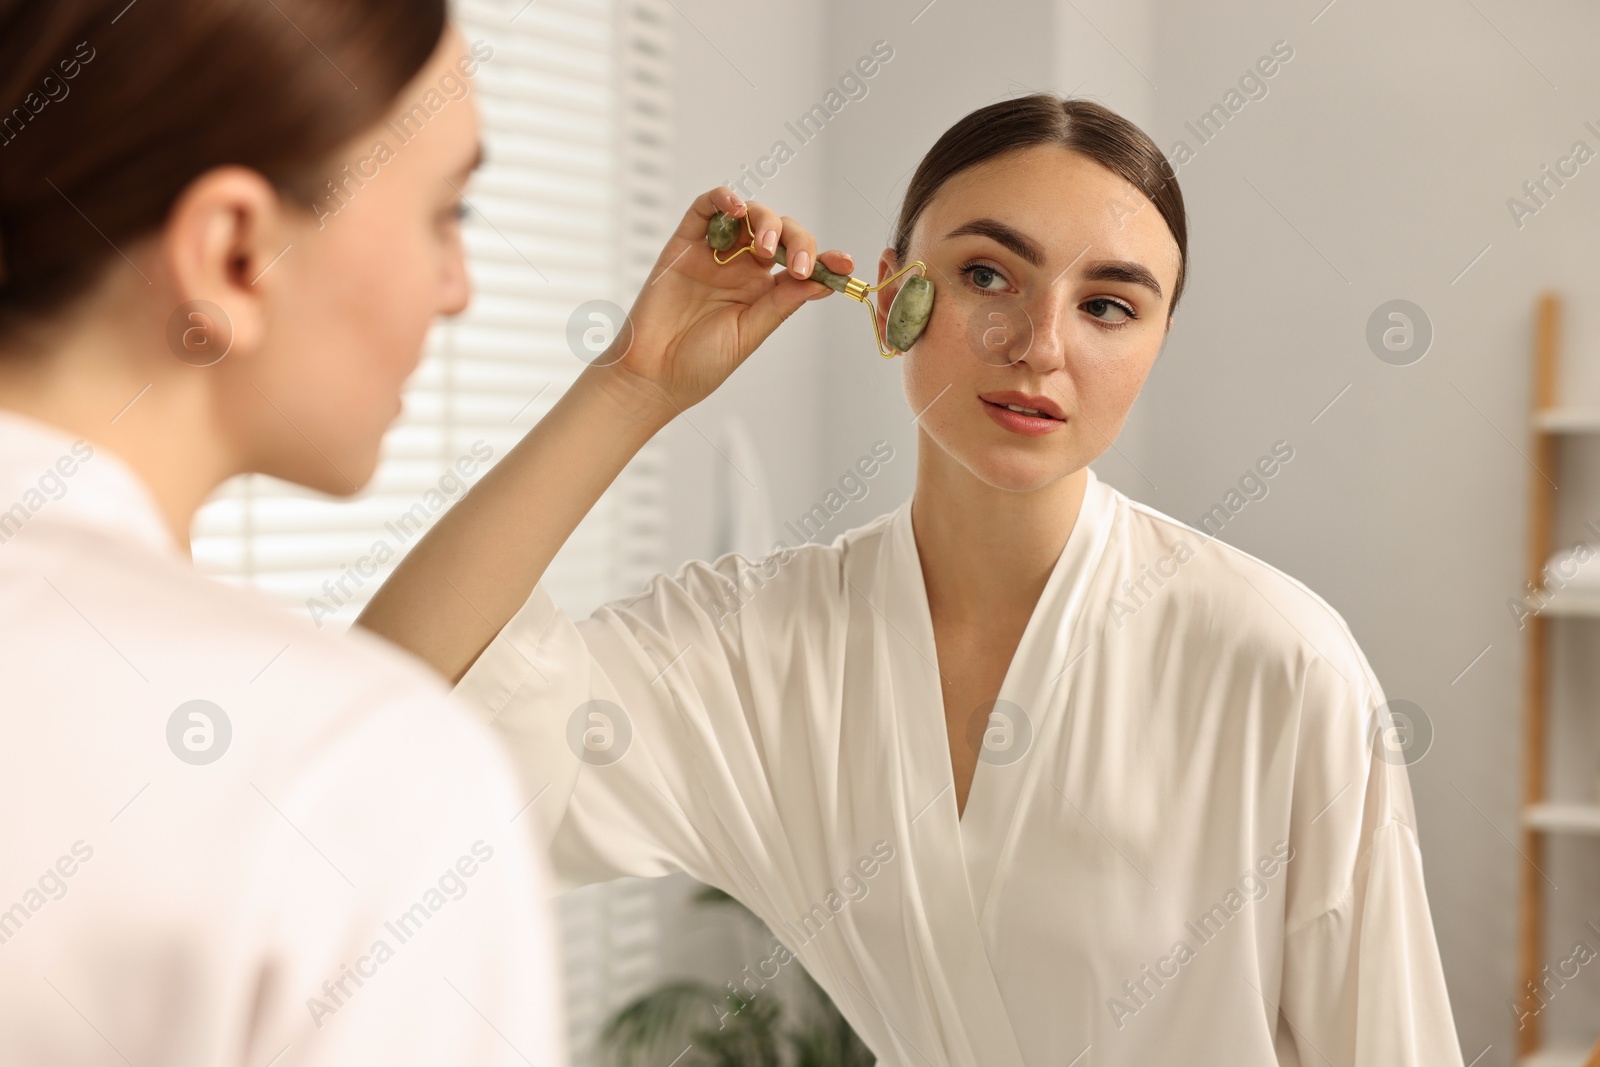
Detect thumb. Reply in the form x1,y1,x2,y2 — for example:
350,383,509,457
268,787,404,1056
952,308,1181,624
737,275,828,351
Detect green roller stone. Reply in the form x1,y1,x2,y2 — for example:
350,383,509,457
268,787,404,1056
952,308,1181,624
885,274,934,352
706,211,743,251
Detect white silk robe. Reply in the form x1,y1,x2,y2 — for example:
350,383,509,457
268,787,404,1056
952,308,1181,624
456,465,1464,1066
0,408,565,1067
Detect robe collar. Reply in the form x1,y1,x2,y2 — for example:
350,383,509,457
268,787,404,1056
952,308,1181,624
0,406,183,561
872,465,1120,1064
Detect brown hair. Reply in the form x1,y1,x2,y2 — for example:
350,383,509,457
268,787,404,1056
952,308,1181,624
892,94,1189,317
0,0,447,332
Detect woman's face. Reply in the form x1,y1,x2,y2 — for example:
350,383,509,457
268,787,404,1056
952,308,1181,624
879,145,1180,495
221,23,482,494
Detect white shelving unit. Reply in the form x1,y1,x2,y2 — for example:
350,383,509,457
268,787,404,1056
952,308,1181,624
1533,408,1600,434
1519,293,1600,1067
1530,590,1600,618
1523,802,1600,836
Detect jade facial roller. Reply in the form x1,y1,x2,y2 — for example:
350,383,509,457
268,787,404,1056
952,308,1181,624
706,210,934,359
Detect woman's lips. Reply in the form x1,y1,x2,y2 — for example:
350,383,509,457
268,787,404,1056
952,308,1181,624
981,397,1064,436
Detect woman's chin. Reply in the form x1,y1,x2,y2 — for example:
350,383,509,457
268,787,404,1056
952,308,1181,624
259,440,381,498
962,450,1073,494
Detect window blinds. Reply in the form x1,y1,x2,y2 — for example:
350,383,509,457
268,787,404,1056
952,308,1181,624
190,0,673,1059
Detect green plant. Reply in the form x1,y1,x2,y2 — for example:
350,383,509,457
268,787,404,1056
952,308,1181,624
598,887,874,1067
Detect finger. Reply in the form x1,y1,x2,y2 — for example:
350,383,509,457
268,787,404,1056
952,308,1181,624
671,185,748,244
741,200,784,260
815,249,854,275
797,250,854,301
739,270,825,345
776,215,819,281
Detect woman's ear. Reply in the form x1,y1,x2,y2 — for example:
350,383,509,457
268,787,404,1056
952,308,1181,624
875,247,900,325
160,166,287,362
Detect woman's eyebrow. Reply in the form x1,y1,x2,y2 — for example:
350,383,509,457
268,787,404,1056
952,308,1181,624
1082,260,1163,300
943,217,1164,299
942,217,1043,266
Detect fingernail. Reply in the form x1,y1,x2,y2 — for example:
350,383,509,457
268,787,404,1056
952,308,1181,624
761,229,777,254
792,250,811,277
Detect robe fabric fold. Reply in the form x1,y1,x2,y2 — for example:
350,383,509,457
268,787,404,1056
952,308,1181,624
457,465,1464,1066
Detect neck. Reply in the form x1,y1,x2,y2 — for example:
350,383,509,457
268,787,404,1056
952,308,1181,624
0,321,237,558
909,434,1088,621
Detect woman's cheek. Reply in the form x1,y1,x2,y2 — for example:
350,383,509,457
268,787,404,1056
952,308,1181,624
906,357,960,436
923,310,984,389
1084,353,1151,429
374,229,438,372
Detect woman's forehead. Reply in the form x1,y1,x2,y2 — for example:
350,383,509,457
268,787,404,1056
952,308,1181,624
914,150,1178,273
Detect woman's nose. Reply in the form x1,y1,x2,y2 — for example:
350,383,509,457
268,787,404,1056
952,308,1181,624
440,243,472,317
1011,286,1073,372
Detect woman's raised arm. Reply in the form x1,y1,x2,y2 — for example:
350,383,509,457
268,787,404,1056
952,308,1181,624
357,187,851,684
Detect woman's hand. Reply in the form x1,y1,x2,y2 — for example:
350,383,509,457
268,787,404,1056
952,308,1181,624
591,186,854,422
359,189,851,681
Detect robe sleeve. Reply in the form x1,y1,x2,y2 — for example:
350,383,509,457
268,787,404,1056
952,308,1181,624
450,553,776,895
1274,651,1465,1066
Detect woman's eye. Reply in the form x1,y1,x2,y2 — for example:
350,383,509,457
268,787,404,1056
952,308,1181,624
958,263,1009,291
1084,297,1135,324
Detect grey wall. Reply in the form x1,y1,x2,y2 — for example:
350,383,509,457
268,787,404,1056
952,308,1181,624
657,0,1600,1061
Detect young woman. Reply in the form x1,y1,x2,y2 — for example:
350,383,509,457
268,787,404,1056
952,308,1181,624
360,95,1464,1066
0,5,565,1064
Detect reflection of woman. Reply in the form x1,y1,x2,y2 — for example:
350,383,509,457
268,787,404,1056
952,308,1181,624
0,7,561,1065
362,95,1463,1066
